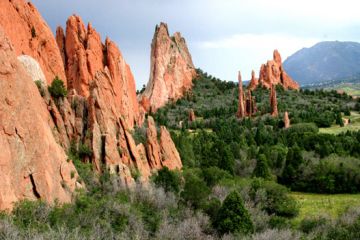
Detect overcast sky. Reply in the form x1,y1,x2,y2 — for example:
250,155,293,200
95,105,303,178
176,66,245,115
30,0,360,88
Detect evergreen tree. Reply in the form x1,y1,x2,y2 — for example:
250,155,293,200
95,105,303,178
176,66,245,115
215,191,254,235
253,154,271,180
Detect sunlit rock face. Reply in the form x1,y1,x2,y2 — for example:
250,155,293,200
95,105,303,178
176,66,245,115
140,22,197,112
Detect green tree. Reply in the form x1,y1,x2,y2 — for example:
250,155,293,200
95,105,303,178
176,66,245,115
215,191,254,235
153,167,181,193
181,170,210,209
253,154,271,180
48,76,67,98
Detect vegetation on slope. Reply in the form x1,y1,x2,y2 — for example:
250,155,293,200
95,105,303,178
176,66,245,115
2,70,360,239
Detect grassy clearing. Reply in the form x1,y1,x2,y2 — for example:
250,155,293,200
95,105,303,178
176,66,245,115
327,83,360,97
291,192,360,224
319,111,360,134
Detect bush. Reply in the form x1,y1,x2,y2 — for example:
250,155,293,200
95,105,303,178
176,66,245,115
253,154,272,180
181,170,210,209
48,76,67,98
153,167,181,193
250,179,299,218
214,191,254,235
31,26,36,38
78,143,92,158
202,167,231,187
34,80,45,97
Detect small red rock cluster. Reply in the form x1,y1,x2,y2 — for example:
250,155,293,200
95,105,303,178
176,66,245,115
237,72,257,118
188,109,196,122
139,23,197,112
0,0,183,210
248,50,299,91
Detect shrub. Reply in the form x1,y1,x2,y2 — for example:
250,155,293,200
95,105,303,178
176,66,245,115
48,76,67,98
153,167,181,193
34,80,45,97
214,191,254,235
181,170,210,209
78,143,92,158
31,26,36,38
253,154,272,180
202,166,231,187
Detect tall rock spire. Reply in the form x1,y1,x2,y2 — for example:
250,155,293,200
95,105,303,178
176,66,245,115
140,22,197,112
284,111,290,128
270,84,278,117
237,71,246,118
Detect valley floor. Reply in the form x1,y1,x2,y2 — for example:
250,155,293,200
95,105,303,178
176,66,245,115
292,192,360,224
319,111,360,134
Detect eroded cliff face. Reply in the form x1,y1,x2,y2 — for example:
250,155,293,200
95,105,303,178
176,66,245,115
0,28,80,210
251,50,299,90
0,3,183,210
140,23,197,112
0,0,66,86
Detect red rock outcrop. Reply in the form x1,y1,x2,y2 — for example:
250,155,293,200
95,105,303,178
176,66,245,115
284,111,290,128
248,70,258,91
270,84,278,117
57,15,141,128
237,71,246,118
253,50,299,90
140,23,197,112
0,2,183,209
0,28,79,210
56,16,182,182
0,0,66,85
237,71,257,118
189,109,196,122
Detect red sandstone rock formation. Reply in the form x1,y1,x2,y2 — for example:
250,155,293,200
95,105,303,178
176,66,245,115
270,84,278,117
0,28,80,210
237,71,257,118
140,23,197,112
0,0,66,85
57,15,141,128
189,109,196,122
253,50,299,90
284,111,290,128
248,70,258,91
237,71,246,118
0,2,184,209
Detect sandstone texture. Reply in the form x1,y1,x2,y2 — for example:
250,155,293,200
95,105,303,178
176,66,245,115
140,23,197,112
284,111,290,128
237,72,257,118
0,28,79,210
17,55,47,84
270,84,278,117
0,0,66,85
0,3,184,210
253,50,299,90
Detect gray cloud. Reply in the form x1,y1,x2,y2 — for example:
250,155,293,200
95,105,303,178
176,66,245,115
30,0,360,88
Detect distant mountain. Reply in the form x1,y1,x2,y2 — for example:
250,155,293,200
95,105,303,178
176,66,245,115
283,41,360,86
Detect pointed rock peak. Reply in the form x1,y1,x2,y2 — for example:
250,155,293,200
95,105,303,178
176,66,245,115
273,49,282,65
255,50,299,90
238,71,243,85
284,111,290,128
156,22,170,36
140,22,197,112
